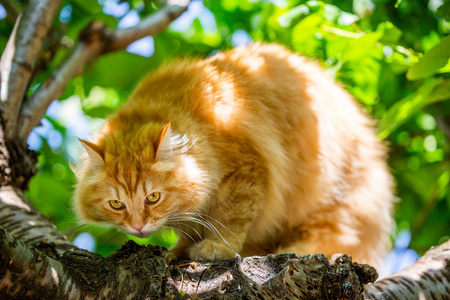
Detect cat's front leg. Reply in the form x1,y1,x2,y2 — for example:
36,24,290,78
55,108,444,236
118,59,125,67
187,166,264,260
188,240,237,260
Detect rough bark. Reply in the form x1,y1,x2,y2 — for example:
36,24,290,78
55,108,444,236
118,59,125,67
1,220,450,299
0,0,449,299
0,0,62,140
0,186,76,257
0,227,377,299
365,240,450,299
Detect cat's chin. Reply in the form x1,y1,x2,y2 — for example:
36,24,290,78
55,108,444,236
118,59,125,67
136,232,153,238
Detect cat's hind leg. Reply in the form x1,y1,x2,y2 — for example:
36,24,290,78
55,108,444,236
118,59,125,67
275,204,388,269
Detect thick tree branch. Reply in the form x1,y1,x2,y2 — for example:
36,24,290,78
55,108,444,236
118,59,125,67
0,0,62,140
18,2,190,142
365,239,450,299
0,186,77,257
0,226,80,298
0,233,378,299
0,13,20,111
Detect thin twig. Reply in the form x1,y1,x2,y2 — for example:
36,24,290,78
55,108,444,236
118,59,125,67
106,4,189,52
18,2,190,141
0,0,62,140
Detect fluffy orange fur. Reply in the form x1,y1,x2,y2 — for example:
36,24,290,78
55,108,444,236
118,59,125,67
74,43,394,268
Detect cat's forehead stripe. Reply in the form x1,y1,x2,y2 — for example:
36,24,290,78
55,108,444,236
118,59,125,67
111,166,129,196
122,167,134,197
133,164,142,195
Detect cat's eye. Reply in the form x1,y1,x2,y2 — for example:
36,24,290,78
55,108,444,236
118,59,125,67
109,200,125,210
146,192,161,204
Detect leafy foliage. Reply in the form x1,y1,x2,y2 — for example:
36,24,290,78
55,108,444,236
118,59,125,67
0,0,449,258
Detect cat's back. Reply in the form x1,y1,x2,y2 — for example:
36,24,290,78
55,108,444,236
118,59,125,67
130,43,362,132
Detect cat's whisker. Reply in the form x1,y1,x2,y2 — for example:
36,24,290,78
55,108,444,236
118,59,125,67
180,213,236,243
166,217,203,241
169,215,212,239
165,226,196,244
165,224,196,243
101,228,125,246
176,214,236,254
185,212,238,239
61,223,91,238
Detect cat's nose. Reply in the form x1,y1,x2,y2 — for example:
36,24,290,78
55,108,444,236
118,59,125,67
133,225,144,232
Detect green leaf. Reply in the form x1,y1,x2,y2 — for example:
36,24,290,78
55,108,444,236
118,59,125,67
407,35,450,80
82,51,159,94
291,13,325,56
126,228,177,249
378,79,450,139
377,22,402,44
83,106,116,119
69,0,102,14
278,5,309,28
427,80,450,104
27,173,71,220
437,2,450,21
326,31,383,105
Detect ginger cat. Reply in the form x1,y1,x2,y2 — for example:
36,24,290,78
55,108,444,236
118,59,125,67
74,43,394,268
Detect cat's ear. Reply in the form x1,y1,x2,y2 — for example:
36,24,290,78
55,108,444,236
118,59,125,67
78,138,105,168
154,122,173,161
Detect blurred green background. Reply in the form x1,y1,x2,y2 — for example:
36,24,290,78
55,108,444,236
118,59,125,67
0,0,449,266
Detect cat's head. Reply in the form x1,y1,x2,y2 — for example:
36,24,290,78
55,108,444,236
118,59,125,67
73,122,208,238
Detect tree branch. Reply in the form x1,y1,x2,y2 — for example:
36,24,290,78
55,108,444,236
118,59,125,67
0,226,80,298
0,186,77,257
0,233,378,299
106,4,189,52
0,0,62,141
365,239,450,299
18,41,100,141
18,2,190,142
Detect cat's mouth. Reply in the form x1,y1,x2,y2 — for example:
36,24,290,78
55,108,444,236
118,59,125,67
124,225,158,238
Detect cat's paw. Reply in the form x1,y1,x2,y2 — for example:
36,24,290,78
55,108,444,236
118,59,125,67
188,240,236,260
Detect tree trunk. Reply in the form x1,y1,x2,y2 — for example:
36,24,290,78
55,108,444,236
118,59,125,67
0,0,449,299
